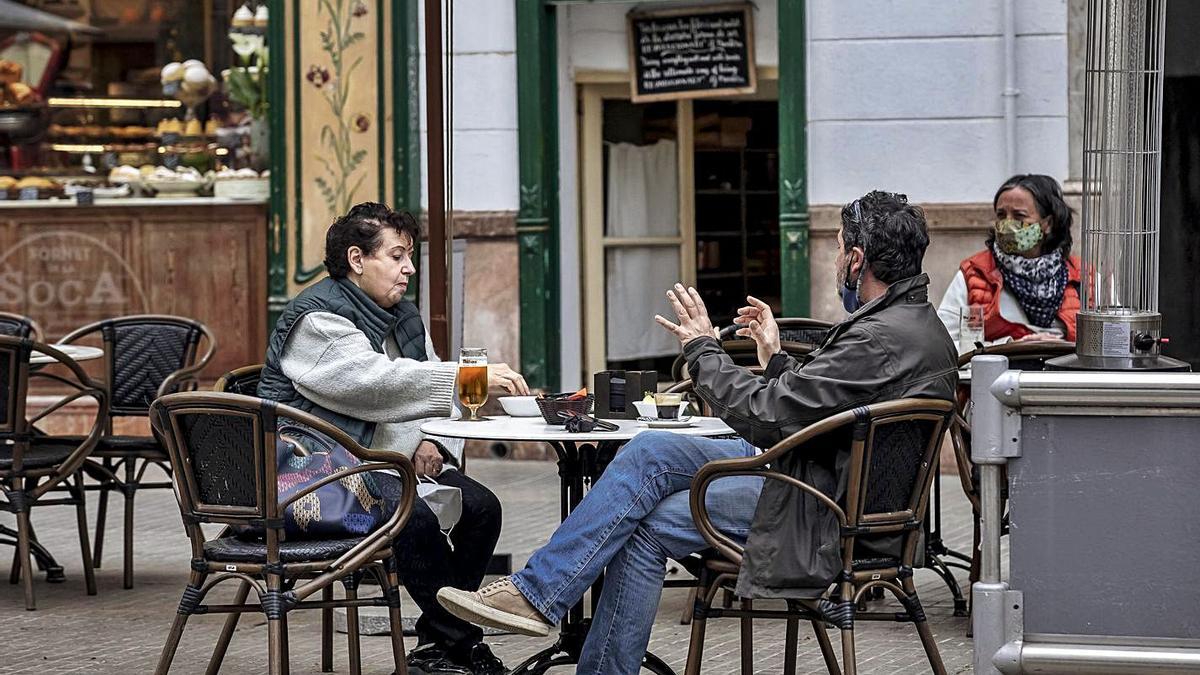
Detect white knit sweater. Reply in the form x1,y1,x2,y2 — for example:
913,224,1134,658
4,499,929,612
278,312,464,462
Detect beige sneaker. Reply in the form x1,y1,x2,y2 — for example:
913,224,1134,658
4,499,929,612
436,578,553,637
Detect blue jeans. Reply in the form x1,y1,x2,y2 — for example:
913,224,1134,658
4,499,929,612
510,431,763,675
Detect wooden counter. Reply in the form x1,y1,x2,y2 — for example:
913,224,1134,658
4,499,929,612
0,198,268,380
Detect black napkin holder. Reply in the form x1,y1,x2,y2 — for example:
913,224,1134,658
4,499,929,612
594,370,657,420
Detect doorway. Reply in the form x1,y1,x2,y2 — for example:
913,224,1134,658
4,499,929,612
578,81,779,381
1160,2,1200,367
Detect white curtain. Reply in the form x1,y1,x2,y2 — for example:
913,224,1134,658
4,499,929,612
605,140,681,361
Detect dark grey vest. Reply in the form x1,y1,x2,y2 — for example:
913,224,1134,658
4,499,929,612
257,276,427,447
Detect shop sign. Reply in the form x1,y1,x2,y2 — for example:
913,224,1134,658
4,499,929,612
0,231,148,339
627,3,756,103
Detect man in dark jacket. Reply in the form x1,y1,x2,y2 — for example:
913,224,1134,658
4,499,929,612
437,191,958,675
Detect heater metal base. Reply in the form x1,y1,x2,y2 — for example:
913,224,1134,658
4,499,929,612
1059,312,1189,371
1046,353,1190,372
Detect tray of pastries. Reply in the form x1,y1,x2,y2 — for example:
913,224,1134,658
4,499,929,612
0,176,64,200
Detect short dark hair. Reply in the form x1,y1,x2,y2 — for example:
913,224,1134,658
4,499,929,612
839,190,929,283
323,202,420,278
989,174,1074,254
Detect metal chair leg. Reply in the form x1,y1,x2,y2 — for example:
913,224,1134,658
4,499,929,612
739,598,753,675
72,472,97,596
385,565,409,675
811,620,841,675
683,574,713,675
157,572,205,675
93,458,113,567
680,584,697,625
267,615,289,675
841,627,857,675
899,579,947,675
206,580,251,675
123,459,136,589
343,577,362,675
16,509,35,610
784,615,798,675
321,585,334,673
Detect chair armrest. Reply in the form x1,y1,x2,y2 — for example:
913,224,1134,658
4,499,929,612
691,454,848,565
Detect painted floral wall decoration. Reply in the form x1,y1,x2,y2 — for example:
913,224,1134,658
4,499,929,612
309,0,370,217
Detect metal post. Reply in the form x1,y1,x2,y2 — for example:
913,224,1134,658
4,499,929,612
424,0,450,356
778,0,810,316
971,355,1011,675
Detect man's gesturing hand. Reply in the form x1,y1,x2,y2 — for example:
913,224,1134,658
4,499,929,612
733,295,781,369
655,283,715,347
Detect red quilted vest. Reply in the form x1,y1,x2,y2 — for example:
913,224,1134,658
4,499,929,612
959,249,1081,342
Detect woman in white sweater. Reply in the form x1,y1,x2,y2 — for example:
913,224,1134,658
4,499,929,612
258,203,527,675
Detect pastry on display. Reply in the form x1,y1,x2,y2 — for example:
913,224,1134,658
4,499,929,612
15,176,57,189
0,59,37,106
254,5,269,27
109,165,142,184
184,118,203,137
204,118,220,136
232,4,254,27
0,176,16,189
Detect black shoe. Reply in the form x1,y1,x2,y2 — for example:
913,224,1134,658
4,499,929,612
455,643,508,675
407,644,472,675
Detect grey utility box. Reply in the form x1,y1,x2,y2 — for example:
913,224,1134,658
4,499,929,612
971,357,1200,674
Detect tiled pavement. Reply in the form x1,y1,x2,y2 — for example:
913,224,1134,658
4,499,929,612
0,459,977,674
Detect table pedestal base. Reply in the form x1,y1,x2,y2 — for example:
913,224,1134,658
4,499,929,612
0,524,65,583
510,618,676,675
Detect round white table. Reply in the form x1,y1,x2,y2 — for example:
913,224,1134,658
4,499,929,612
420,414,734,444
421,414,736,675
29,344,104,365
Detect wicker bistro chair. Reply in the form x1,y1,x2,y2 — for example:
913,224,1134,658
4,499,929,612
58,314,216,589
214,364,264,396
0,312,44,341
950,340,1075,590
0,336,107,610
149,392,418,675
684,398,955,675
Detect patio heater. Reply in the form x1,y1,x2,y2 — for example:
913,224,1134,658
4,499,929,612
1049,0,1187,371
972,4,1200,671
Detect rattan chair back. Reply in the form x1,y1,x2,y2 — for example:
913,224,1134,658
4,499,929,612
60,315,216,417
0,335,107,481
0,335,32,438
0,312,43,342
213,364,264,396
150,392,416,578
840,400,953,568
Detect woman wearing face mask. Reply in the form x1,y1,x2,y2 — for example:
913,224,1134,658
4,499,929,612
937,174,1080,344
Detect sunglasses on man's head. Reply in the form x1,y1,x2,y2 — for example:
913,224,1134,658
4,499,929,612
558,410,619,433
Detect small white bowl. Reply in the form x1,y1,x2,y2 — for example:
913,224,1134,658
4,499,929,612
633,400,690,419
499,396,541,417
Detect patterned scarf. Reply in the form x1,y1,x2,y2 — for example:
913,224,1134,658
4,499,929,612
992,244,1068,329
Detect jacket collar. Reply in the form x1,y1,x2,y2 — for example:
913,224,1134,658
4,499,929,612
819,274,931,348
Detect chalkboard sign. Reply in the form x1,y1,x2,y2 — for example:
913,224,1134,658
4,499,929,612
628,3,756,103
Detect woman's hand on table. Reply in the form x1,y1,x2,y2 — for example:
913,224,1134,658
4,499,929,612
733,295,781,369
1019,332,1061,342
488,363,530,395
413,440,444,476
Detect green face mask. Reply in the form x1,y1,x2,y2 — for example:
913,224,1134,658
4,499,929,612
994,218,1044,255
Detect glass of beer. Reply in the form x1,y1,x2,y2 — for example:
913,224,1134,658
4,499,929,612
458,347,489,421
